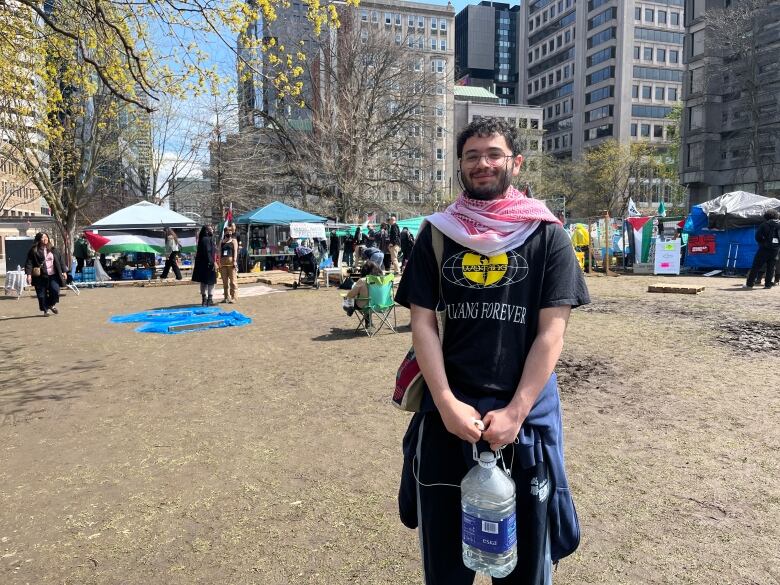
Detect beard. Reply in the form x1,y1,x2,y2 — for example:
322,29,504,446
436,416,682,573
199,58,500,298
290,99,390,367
460,164,514,201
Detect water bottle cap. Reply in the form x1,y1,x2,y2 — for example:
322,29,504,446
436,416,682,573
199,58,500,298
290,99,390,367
477,452,496,468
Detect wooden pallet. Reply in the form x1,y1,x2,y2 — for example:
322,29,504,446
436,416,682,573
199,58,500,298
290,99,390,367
648,284,705,295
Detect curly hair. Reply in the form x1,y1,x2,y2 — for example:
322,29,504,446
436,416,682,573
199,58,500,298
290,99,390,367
456,117,525,158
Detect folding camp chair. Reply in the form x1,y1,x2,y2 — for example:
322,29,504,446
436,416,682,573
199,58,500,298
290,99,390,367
353,273,397,337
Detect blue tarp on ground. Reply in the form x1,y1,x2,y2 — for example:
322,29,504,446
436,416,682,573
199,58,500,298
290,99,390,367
110,307,251,334
235,201,327,225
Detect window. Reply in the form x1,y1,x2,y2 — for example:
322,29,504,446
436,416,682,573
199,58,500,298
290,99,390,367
395,34,402,45
408,15,415,27
644,47,653,61
431,38,437,50
371,11,378,23
418,16,424,28
584,124,613,141
436,126,444,138
440,20,447,31
435,104,444,117
431,17,437,30
585,104,613,122
634,66,684,82
634,28,685,44
361,9,368,21
585,85,613,104
642,85,652,99
671,12,680,26
658,10,667,24
691,31,704,57
655,86,665,100
587,27,616,49
587,46,615,67
632,105,673,118
641,123,650,137
634,46,640,59
631,123,638,137
654,125,663,138
645,8,654,23
586,66,614,85
632,85,639,98
440,39,447,51
657,48,666,62
668,87,678,101
436,84,444,95
436,148,444,160
395,14,402,26
436,170,443,181
555,103,561,116
635,7,641,20
689,104,704,130
385,12,391,25
669,50,679,64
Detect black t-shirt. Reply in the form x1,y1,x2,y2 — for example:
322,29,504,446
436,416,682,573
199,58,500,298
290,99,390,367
395,223,590,400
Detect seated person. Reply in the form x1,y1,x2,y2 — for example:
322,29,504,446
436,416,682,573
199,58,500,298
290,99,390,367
361,245,385,268
343,261,383,315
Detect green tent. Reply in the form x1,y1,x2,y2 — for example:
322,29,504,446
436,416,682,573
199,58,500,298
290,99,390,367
334,216,427,238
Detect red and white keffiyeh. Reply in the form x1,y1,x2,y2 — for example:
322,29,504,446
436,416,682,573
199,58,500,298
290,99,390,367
427,186,561,256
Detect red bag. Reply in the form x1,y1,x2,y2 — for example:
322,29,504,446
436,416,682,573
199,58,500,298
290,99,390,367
391,225,445,413
393,347,425,412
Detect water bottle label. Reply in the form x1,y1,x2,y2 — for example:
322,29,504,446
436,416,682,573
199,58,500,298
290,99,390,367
462,511,516,554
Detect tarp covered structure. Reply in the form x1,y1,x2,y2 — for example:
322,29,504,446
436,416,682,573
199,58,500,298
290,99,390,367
687,191,780,231
235,201,327,226
683,192,780,270
86,201,198,253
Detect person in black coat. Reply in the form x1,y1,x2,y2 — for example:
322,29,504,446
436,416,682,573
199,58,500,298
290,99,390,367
745,209,780,289
329,229,340,267
24,231,68,316
192,225,217,306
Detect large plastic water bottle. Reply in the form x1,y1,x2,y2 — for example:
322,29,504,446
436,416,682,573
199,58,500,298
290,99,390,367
461,450,517,577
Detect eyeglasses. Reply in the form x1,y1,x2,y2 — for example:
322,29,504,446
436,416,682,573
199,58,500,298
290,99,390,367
460,152,514,167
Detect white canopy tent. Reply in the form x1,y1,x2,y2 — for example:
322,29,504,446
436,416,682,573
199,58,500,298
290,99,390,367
87,201,198,230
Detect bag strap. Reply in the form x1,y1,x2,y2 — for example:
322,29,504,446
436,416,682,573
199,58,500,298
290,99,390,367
430,225,447,331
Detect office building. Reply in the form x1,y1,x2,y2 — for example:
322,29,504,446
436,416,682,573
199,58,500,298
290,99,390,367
518,0,685,159
455,2,521,105
680,0,780,205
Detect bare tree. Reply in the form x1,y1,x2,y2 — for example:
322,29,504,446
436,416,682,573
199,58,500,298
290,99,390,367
251,14,449,220
703,0,780,194
147,96,209,206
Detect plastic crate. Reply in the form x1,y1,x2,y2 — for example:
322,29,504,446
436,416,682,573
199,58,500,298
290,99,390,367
133,268,152,280
121,269,134,280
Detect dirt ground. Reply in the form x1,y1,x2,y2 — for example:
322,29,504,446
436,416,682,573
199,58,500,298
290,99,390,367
0,273,778,585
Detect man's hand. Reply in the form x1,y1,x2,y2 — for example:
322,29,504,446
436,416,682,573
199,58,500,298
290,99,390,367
437,395,484,444
482,405,527,451
26,275,31,285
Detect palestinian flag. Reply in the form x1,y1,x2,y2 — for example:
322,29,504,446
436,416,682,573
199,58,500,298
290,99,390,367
626,217,654,263
84,229,197,254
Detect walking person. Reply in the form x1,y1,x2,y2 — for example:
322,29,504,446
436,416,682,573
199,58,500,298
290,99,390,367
395,118,590,585
744,209,780,289
400,227,415,272
192,225,217,306
343,230,355,267
329,229,341,268
24,232,68,317
218,225,239,303
74,232,92,273
388,215,402,273
160,228,183,280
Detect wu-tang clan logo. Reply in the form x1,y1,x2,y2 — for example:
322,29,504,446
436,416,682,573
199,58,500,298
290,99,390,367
442,250,529,289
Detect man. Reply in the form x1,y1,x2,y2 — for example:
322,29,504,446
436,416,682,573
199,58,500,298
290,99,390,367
395,118,590,585
744,208,780,289
399,226,415,272
361,244,384,267
388,215,402,273
74,232,92,273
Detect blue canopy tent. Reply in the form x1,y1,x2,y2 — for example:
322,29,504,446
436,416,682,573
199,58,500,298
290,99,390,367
234,201,327,225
